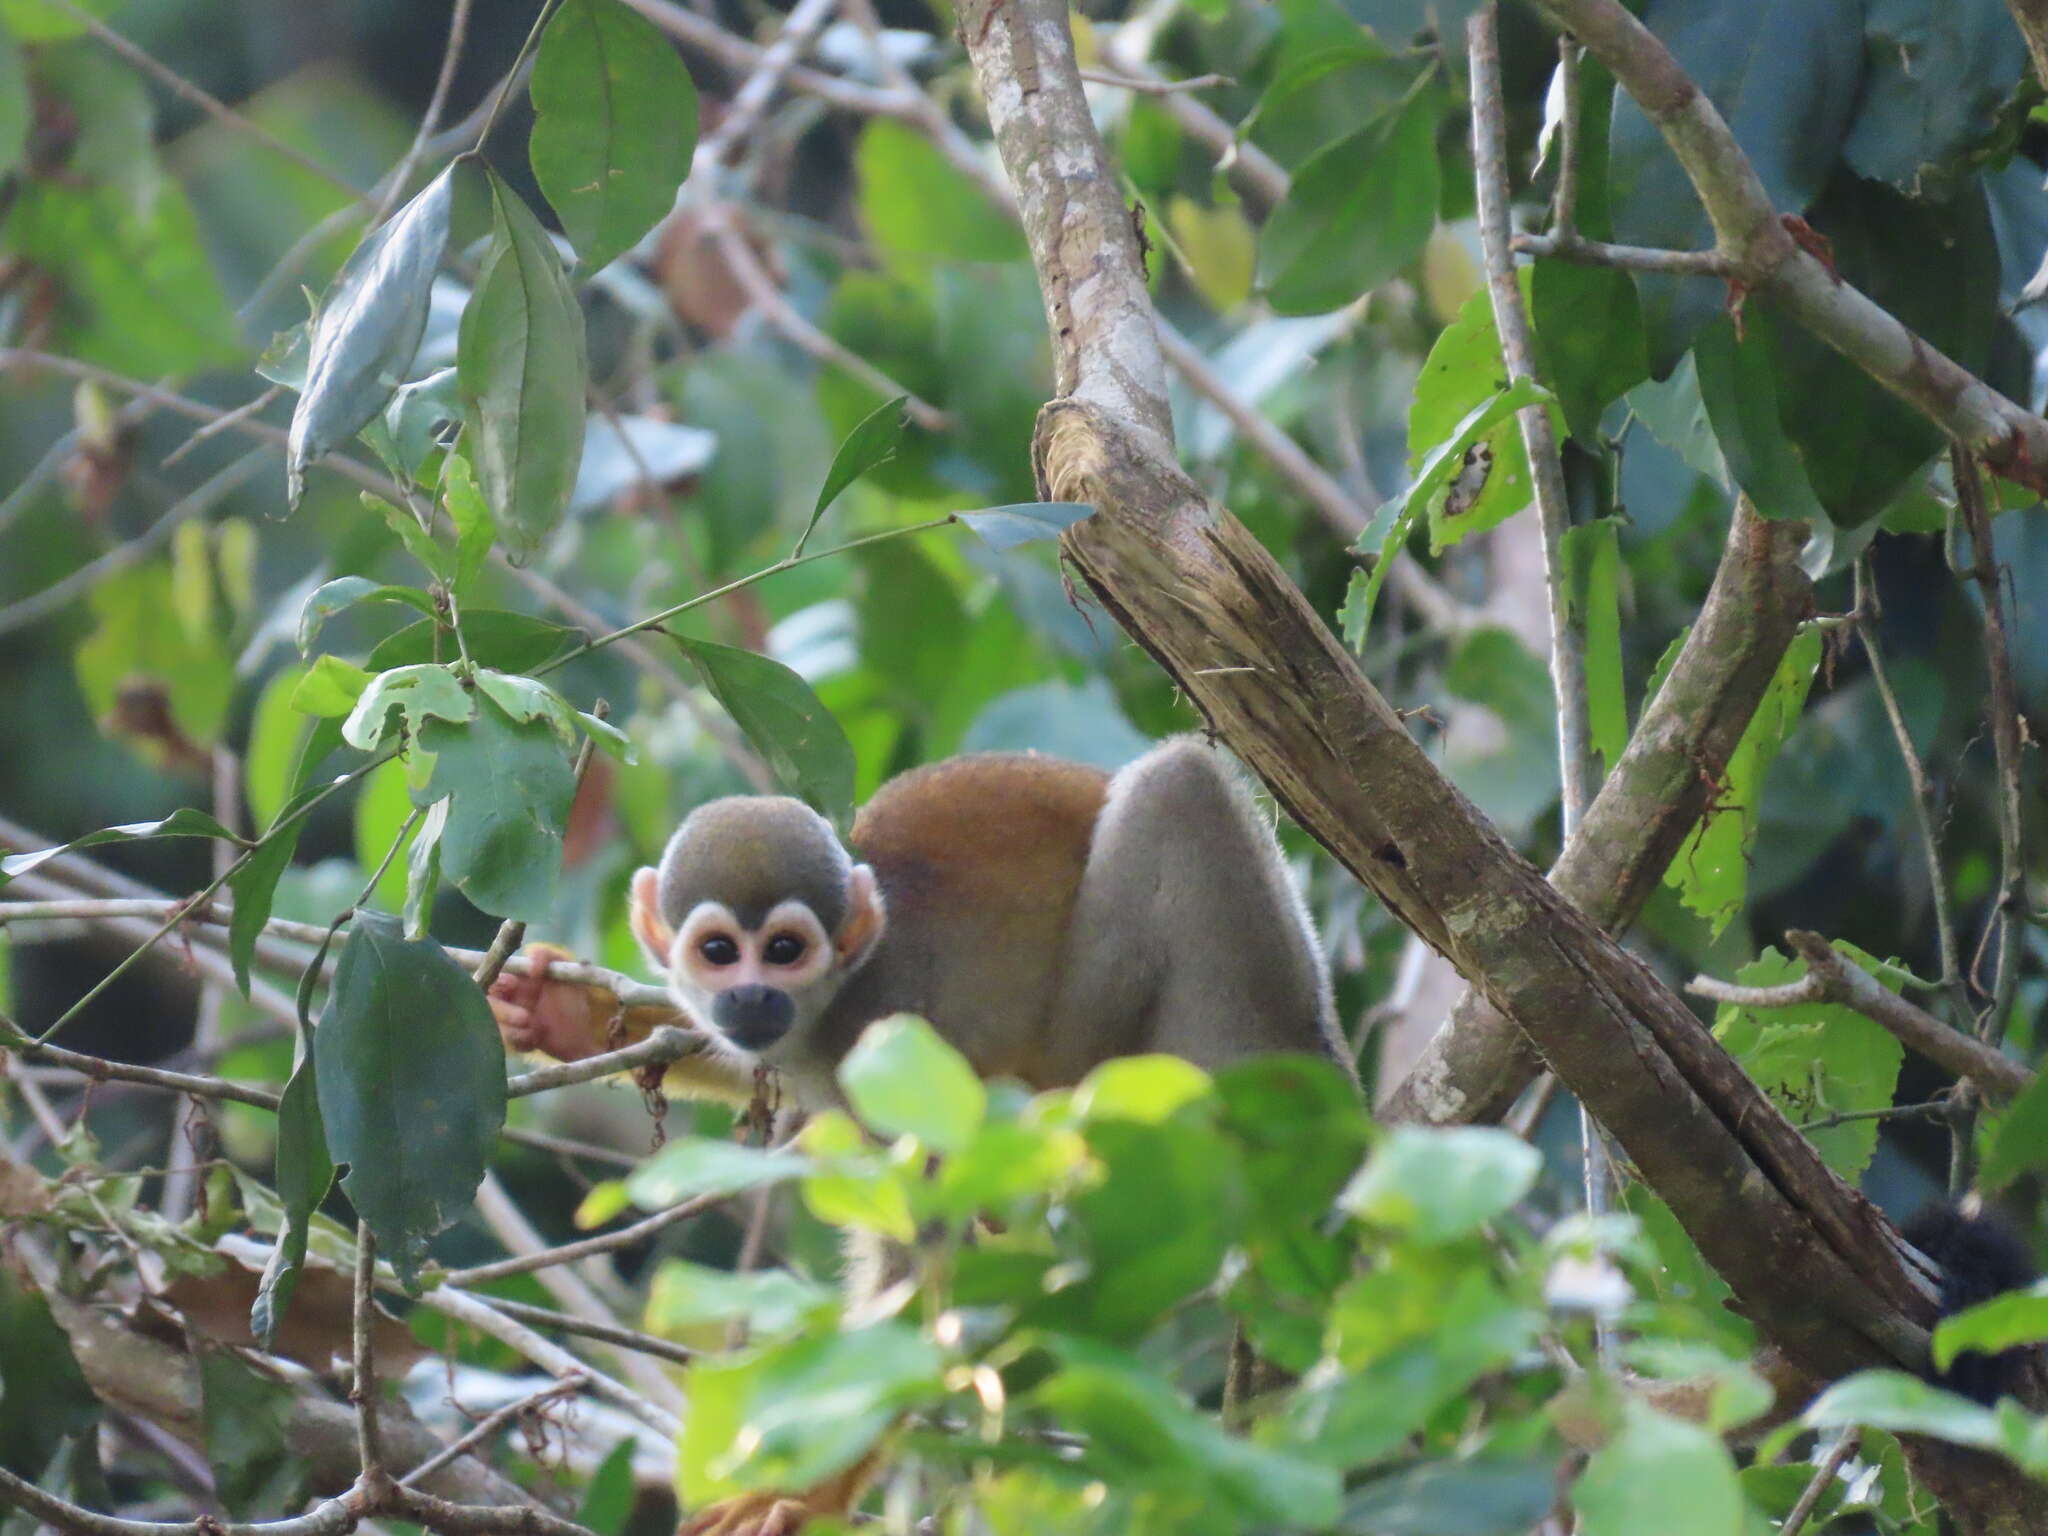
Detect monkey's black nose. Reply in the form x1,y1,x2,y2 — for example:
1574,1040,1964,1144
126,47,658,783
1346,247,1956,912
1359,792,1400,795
712,984,795,1051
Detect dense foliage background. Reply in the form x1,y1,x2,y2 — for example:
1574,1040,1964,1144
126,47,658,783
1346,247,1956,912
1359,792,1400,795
7,0,2048,1530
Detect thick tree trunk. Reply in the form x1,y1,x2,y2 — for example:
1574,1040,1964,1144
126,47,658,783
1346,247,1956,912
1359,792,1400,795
960,0,2048,1525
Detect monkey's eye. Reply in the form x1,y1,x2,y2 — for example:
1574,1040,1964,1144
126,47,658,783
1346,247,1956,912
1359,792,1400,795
763,934,806,966
698,935,740,967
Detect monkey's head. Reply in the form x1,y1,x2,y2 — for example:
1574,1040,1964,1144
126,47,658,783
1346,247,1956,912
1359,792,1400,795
630,797,886,1061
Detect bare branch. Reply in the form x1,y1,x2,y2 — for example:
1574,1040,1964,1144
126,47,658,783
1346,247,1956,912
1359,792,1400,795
1513,230,1731,275
441,1189,730,1289
0,1465,360,1536
1688,932,2034,1101
1077,67,1233,93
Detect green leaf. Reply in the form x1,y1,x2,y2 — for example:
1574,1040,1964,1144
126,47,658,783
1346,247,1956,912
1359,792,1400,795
251,1052,332,1348
1531,258,1648,442
403,797,445,938
1341,1458,1559,1536
1663,625,1822,933
413,693,577,922
1803,1370,2009,1455
1935,1283,2048,1371
227,778,335,995
0,1269,98,1477
0,25,26,179
839,1016,987,1153
459,168,590,557
1074,1056,1214,1125
341,663,476,752
797,395,907,554
1214,1055,1372,1235
1343,378,1551,644
1606,0,1863,369
297,577,437,657
6,152,241,376
1042,1117,1244,1340
74,562,233,750
313,913,507,1288
674,638,856,823
370,366,462,481
245,665,308,831
473,669,580,745
1412,281,1549,555
577,1440,638,1536
677,1324,944,1504
368,611,578,673
1029,1335,1342,1526
0,808,244,886
289,655,373,718
1339,1126,1539,1243
286,166,455,506
625,1138,812,1208
1693,313,1827,523
441,452,497,600
855,118,1027,265
1563,519,1629,773
369,491,454,583
530,0,698,272
1259,87,1441,315
1709,944,1905,1180
198,1347,303,1520
956,500,1092,550
1574,1403,1742,1536
645,1260,834,1340
1842,0,2028,193
1980,1065,2048,1191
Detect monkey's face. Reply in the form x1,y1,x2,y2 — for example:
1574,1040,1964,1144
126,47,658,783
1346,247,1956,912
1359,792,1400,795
667,899,842,1054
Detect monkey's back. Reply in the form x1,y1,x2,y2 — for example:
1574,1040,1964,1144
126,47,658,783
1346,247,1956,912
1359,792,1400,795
821,753,1109,1084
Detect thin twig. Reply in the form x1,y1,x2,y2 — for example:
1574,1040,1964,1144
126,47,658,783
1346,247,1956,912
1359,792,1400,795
1796,1100,1950,1134
1548,38,1583,241
506,1025,709,1098
440,1188,732,1289
1780,1426,1858,1536
1077,67,1232,93
0,1464,359,1536
353,1223,386,1480
47,0,363,200
398,1376,586,1489
703,207,951,430
0,450,269,640
694,0,840,167
1951,446,2027,1048
1853,557,1965,1008
376,0,476,223
1688,933,2033,1100
478,1297,697,1366
1471,4,1610,1338
1511,230,1732,275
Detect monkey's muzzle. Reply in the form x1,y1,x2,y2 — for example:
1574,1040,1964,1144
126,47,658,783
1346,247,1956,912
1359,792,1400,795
711,984,795,1051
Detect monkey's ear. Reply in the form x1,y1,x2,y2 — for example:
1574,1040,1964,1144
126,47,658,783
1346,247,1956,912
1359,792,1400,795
835,865,886,971
629,867,674,969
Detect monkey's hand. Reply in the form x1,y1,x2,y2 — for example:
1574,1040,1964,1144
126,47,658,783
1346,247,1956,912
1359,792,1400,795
488,942,623,1063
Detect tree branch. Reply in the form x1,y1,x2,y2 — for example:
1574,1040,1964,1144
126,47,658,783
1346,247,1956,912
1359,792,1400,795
1379,499,1811,1125
1521,0,2048,494
956,8,2048,1525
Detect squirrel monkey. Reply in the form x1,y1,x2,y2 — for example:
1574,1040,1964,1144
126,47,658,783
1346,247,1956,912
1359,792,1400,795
490,736,1352,1107
487,737,1352,1535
